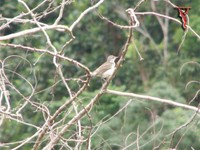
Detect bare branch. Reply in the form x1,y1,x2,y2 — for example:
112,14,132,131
106,89,200,113
70,0,105,30
0,25,71,41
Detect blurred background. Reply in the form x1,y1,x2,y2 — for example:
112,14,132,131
0,0,200,149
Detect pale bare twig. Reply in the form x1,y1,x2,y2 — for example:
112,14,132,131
36,0,74,21
0,61,11,112
177,15,189,54
0,24,71,41
180,61,200,76
0,43,90,74
54,0,66,25
188,89,200,104
151,0,169,65
169,104,200,149
136,126,140,150
106,89,200,113
185,81,200,90
33,72,91,149
122,120,164,150
70,0,105,31
18,0,60,67
131,38,144,61
57,65,82,149
134,12,200,40
0,0,48,31
125,132,136,147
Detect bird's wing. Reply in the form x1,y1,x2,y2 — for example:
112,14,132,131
93,63,112,77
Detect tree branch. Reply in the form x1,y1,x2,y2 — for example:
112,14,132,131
106,89,200,113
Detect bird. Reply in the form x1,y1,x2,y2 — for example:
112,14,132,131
91,55,119,79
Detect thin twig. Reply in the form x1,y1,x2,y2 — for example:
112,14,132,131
106,89,200,113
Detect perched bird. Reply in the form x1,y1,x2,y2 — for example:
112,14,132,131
91,55,118,79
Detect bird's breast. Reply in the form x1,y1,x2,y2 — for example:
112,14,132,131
101,64,115,78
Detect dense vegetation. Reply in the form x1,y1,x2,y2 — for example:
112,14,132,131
0,0,199,149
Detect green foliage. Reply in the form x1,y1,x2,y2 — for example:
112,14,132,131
0,0,200,149
159,108,200,149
